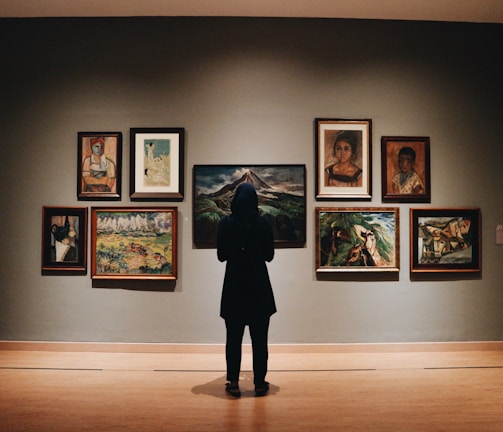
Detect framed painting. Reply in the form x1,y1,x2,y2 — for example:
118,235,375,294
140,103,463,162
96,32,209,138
382,136,431,203
315,207,399,272
77,132,122,200
42,206,87,274
90,207,178,280
193,164,306,248
130,128,185,201
410,208,481,273
315,118,372,201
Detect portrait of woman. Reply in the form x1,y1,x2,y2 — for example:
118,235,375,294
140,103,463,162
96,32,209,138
77,132,122,200
315,118,372,200
325,130,362,187
81,137,117,193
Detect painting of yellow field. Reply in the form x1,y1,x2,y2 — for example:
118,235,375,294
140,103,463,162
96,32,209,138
91,207,177,280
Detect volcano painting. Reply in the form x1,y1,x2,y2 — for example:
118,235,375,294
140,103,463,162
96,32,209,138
193,165,306,247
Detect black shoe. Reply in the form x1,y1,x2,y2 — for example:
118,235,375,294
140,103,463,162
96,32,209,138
225,382,241,398
254,381,269,397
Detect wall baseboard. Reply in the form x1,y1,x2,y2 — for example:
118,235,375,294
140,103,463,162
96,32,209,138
1,340,502,354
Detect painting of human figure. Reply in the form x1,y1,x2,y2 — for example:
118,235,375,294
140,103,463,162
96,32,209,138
381,136,431,203
410,208,481,273
315,118,372,200
130,128,184,200
316,207,399,272
143,139,171,187
78,132,122,200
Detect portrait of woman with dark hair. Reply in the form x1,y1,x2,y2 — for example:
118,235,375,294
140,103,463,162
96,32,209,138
82,137,117,193
325,130,362,187
316,118,371,200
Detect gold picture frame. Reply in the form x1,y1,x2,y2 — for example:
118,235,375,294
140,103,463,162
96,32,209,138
90,207,178,280
316,207,399,272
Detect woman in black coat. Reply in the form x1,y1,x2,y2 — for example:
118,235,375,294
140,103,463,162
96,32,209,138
217,182,276,397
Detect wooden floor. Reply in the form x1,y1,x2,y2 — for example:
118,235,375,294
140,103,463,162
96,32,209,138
1,343,503,432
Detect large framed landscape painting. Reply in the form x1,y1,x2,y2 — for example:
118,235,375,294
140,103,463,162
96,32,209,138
193,165,306,248
90,207,178,280
315,207,400,273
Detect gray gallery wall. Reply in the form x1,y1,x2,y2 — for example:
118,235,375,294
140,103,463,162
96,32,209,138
1,17,502,344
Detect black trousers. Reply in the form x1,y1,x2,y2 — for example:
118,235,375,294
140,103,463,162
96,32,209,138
225,317,270,386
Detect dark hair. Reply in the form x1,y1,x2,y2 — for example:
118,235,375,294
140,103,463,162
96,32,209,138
398,146,416,161
333,130,357,155
231,183,259,223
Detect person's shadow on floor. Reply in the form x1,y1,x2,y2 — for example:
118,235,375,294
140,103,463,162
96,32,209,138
191,372,279,399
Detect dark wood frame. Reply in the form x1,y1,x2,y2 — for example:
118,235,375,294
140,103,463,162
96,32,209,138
381,136,431,203
42,206,87,274
315,118,372,201
130,128,185,201
90,207,178,280
77,132,122,200
410,208,481,273
193,164,306,248
315,207,400,272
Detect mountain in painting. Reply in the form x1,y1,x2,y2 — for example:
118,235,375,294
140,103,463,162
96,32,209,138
194,169,305,246
210,169,272,198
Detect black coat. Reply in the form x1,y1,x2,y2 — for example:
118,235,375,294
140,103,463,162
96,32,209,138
217,184,276,323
